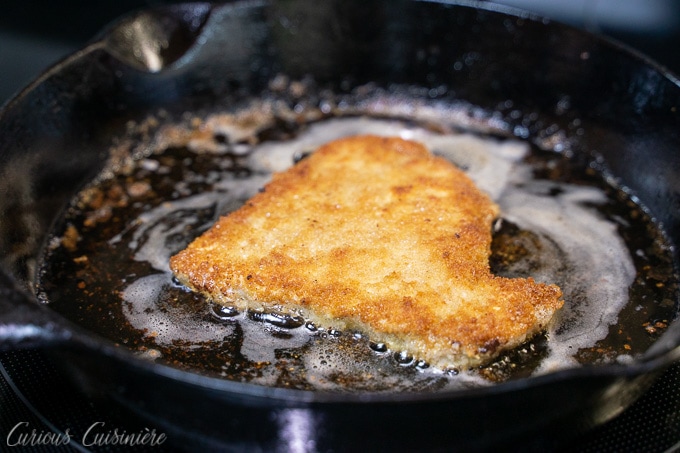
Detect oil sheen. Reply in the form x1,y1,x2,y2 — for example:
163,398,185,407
38,115,677,392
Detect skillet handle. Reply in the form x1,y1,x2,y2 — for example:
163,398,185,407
0,273,74,351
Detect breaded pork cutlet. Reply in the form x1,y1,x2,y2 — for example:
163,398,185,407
170,135,563,369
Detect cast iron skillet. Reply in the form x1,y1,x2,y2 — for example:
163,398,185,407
1,0,680,451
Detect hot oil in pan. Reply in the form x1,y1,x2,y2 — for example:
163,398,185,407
37,116,678,391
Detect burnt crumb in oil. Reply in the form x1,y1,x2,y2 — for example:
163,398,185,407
36,115,679,391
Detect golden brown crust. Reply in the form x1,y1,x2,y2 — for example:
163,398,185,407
170,135,563,369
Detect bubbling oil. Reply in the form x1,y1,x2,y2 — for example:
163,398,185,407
37,114,677,391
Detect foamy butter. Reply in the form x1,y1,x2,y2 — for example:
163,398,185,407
119,116,635,383
499,179,636,373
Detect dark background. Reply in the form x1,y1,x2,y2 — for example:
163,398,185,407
1,0,680,104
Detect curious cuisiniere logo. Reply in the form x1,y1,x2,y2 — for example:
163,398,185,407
6,421,167,448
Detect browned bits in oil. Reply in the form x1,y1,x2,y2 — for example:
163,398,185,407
127,181,153,198
643,320,669,335
61,224,80,252
81,184,130,228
